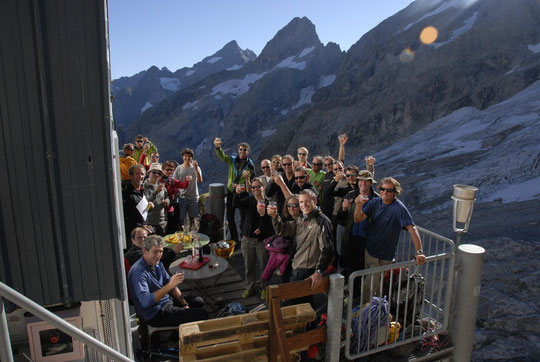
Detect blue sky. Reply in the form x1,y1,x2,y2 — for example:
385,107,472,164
108,0,414,79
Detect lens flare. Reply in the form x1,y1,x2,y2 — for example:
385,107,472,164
399,48,415,63
420,26,438,44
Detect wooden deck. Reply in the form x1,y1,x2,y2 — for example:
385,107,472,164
178,250,269,316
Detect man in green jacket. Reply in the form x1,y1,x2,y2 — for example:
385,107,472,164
214,137,255,242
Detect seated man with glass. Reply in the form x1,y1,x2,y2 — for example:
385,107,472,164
128,235,208,327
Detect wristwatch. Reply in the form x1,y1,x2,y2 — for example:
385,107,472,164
416,249,423,255
316,269,324,276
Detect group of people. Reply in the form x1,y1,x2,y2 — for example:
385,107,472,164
121,132,426,333
213,135,426,303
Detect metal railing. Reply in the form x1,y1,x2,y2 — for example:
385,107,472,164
344,226,455,360
0,281,132,362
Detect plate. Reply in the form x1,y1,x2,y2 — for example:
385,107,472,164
163,233,210,250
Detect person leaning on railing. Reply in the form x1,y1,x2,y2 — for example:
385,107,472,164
353,177,425,303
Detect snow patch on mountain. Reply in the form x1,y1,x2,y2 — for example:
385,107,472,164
484,176,540,203
430,11,478,49
261,129,276,137
195,137,208,156
182,101,198,110
227,64,243,71
374,80,540,204
160,77,180,92
211,73,267,97
185,70,196,76
528,43,540,54
275,56,307,71
206,56,222,64
319,74,336,88
299,46,316,58
291,86,315,109
404,0,467,31
140,101,153,113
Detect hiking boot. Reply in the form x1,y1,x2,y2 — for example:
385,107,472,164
242,289,254,299
260,290,266,300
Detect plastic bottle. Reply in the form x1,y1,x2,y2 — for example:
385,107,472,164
388,321,401,343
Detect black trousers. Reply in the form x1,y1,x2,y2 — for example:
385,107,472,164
343,235,366,299
226,193,239,241
147,297,208,327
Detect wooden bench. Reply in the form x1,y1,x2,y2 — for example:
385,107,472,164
179,303,316,361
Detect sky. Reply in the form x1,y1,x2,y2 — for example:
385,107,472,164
108,0,414,80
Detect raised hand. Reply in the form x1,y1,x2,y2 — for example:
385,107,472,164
213,137,222,148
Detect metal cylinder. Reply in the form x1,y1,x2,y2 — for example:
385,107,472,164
208,183,225,225
449,244,485,362
452,184,478,232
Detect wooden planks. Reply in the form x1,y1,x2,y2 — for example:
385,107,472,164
179,304,315,361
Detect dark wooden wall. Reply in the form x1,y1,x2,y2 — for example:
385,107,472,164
0,0,124,305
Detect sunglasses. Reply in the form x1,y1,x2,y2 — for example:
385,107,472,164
324,163,332,166
312,162,322,166
239,148,248,152
151,155,159,158
282,163,292,166
298,153,307,156
379,187,396,193
294,175,307,180
136,140,144,143
345,174,356,178
333,168,342,172
261,166,270,169
287,203,299,208
150,171,162,175
252,185,263,189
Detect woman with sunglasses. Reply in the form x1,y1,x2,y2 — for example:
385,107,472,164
233,178,273,299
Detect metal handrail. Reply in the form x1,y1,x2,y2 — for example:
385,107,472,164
0,281,132,362
344,226,455,360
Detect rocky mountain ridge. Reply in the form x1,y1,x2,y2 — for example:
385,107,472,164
112,40,256,138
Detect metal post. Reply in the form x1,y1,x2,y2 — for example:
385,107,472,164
449,244,485,362
208,183,225,230
326,274,344,362
456,231,463,246
0,298,14,362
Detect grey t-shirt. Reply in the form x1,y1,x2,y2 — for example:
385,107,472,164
173,164,201,201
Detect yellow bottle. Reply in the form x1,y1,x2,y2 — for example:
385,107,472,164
388,322,401,343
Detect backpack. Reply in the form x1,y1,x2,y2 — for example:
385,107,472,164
384,268,424,326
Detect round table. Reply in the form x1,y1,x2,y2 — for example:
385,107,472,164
169,255,228,311
163,232,210,250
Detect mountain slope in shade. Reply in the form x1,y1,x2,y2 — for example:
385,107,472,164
111,40,256,137
260,0,540,158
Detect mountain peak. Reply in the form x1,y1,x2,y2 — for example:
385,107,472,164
256,17,322,67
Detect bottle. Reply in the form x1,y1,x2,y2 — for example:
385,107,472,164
192,233,202,263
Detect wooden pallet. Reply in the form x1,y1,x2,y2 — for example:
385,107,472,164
179,303,315,361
